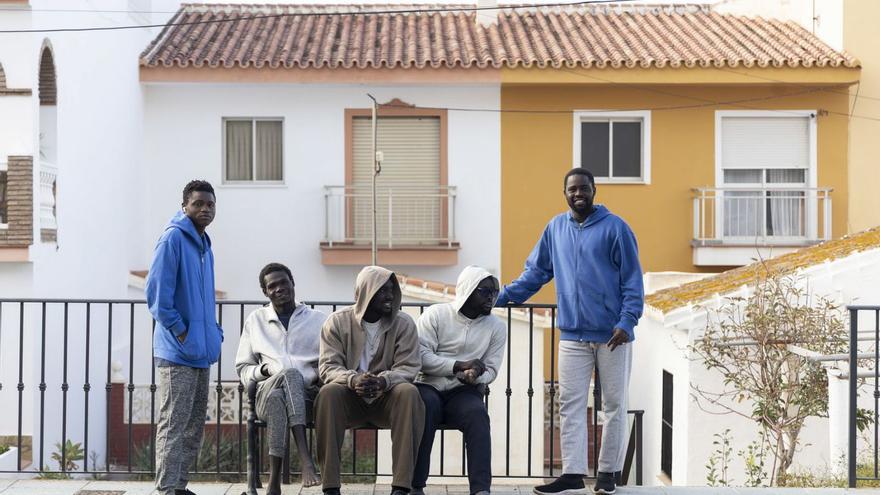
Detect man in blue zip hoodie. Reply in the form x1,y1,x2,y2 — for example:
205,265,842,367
146,180,223,495
496,168,643,495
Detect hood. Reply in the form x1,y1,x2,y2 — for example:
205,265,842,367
353,265,401,322
453,265,498,313
166,210,211,248
568,204,611,228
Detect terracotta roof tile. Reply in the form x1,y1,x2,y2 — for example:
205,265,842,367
140,3,858,70
646,227,880,314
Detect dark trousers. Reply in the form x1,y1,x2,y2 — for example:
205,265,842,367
413,383,491,494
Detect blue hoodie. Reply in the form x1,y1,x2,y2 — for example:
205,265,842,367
146,211,223,368
496,205,644,343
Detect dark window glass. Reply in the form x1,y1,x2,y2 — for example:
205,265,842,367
0,171,7,224
580,122,609,178
661,370,674,478
613,121,641,178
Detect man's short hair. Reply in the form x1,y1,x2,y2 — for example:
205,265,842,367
182,180,215,206
563,168,595,189
259,263,294,290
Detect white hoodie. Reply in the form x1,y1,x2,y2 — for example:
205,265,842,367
235,303,326,388
416,266,507,392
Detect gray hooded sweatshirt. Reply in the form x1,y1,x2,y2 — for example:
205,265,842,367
416,266,507,392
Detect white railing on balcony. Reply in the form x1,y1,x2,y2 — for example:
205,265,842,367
323,185,457,247
40,161,57,231
693,187,832,246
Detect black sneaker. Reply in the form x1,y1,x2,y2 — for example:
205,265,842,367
175,490,197,495
592,472,616,495
532,474,586,495
390,490,409,495
411,488,425,495
323,489,341,495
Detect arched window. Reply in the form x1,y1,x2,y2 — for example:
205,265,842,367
38,42,57,242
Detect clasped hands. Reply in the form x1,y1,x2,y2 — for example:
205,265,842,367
453,359,486,385
351,372,387,399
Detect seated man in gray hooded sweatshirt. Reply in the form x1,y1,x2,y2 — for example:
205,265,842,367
412,266,507,495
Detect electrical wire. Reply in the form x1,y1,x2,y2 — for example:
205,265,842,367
0,0,638,34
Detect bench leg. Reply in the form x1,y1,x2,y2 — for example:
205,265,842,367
244,418,260,495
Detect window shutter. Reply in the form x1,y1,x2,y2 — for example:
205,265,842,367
721,116,810,169
351,116,441,244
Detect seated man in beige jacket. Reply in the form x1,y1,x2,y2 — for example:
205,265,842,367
316,265,425,495
235,263,324,493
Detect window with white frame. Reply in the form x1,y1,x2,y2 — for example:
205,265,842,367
0,162,7,227
718,113,814,239
223,118,283,183
573,111,650,183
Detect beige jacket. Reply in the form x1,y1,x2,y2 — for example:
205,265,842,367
319,266,420,395
416,266,506,392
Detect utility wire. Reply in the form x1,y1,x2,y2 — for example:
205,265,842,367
713,66,880,103
0,0,637,33
377,86,830,114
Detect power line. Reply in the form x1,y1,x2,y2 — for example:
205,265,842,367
377,86,834,114
713,66,880,103
0,0,636,34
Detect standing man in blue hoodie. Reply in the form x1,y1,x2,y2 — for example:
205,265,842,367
496,168,643,495
146,180,223,495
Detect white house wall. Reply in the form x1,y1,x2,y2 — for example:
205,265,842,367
0,0,179,471
628,317,691,486
142,83,501,301
636,247,880,486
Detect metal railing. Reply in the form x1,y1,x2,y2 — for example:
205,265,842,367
0,298,643,484
693,187,832,246
848,305,880,487
323,185,457,247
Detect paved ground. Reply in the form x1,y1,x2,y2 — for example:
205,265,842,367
0,481,879,495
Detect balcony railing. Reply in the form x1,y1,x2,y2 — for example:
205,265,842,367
39,161,57,232
323,185,456,247
693,186,832,246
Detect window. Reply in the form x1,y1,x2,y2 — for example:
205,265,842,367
349,115,443,244
661,370,673,479
573,111,651,183
0,164,7,227
223,118,283,183
717,113,814,239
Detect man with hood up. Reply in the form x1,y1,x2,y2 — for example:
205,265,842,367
146,180,223,495
496,168,644,495
316,266,425,495
412,265,506,495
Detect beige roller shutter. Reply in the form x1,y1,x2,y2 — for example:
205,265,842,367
351,116,441,245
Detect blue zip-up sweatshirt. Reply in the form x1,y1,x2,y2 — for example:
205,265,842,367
496,205,644,343
146,211,223,368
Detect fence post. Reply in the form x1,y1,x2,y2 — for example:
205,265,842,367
849,308,859,488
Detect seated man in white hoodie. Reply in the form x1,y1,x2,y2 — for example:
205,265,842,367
235,263,325,494
413,266,507,495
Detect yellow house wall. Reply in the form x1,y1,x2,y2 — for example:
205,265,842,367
845,0,880,232
500,84,850,301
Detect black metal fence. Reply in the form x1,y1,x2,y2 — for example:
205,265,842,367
0,298,643,484
849,305,880,487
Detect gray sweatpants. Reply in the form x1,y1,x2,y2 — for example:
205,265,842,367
155,364,210,495
255,368,309,457
558,340,632,475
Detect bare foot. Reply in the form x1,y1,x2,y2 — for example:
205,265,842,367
300,457,322,488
